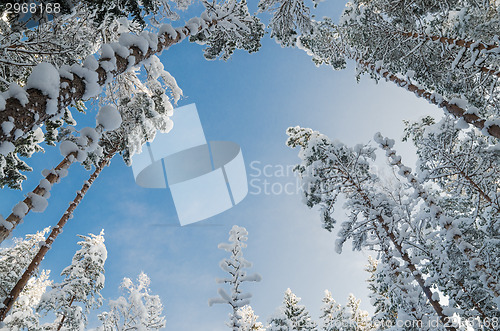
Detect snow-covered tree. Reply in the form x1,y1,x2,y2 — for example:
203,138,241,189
0,229,51,329
209,225,262,330
286,127,456,329
97,272,166,331
36,231,107,330
319,290,343,331
287,125,500,329
364,257,399,330
260,1,500,140
0,227,50,302
0,0,264,192
319,291,372,331
2,270,52,331
236,305,265,331
268,288,317,331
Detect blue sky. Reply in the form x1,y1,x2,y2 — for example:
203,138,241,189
0,1,443,329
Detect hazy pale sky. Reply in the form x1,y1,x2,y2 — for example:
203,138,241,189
0,1,442,329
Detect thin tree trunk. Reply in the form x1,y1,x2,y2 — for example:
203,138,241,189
56,295,76,331
335,165,456,330
0,152,77,244
379,139,500,298
356,58,500,140
0,151,114,321
401,31,499,52
0,18,216,145
400,31,500,78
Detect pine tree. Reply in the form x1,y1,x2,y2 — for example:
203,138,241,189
0,155,112,321
319,290,343,331
286,126,459,330
0,51,181,243
209,225,262,330
36,231,107,330
0,0,264,190
268,288,317,331
97,272,166,331
260,1,500,139
287,125,500,329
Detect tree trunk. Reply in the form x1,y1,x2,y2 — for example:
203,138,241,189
0,152,77,244
56,295,76,331
0,151,114,321
356,58,500,140
399,31,500,78
336,166,457,330
378,141,500,298
401,31,499,52
0,18,216,145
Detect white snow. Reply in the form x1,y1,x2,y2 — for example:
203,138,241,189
0,214,13,230
4,83,29,106
12,202,29,218
38,179,52,192
59,65,74,80
97,105,122,131
78,127,100,151
69,64,100,100
159,24,178,39
59,140,79,157
0,141,15,156
27,192,48,213
119,34,150,55
449,97,468,109
0,94,5,111
26,63,60,100
1,121,14,136
111,42,131,59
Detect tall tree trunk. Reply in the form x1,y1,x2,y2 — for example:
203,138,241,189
0,18,216,145
378,137,500,298
0,152,77,244
0,151,115,321
399,31,500,78
356,58,500,140
401,31,499,52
